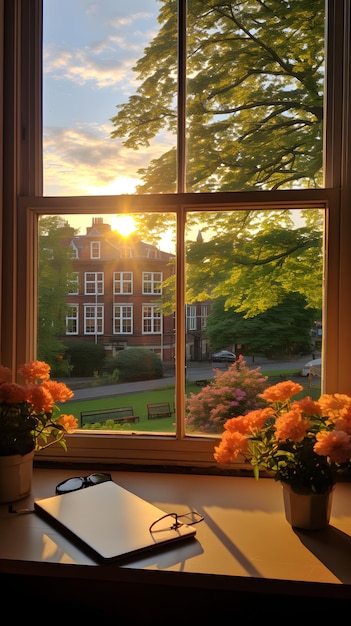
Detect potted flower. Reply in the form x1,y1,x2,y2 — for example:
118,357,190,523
214,380,351,529
0,360,77,503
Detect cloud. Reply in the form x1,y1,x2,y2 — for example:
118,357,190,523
43,122,173,195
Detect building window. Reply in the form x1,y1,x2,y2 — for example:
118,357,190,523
84,272,104,296
90,241,100,259
114,272,133,295
66,305,78,335
201,305,208,329
187,306,197,331
84,305,104,335
114,305,133,334
68,273,79,295
143,272,162,295
143,305,162,334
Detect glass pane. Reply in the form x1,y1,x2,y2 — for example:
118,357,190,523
38,212,177,434
186,0,325,191
184,207,324,435
43,0,175,195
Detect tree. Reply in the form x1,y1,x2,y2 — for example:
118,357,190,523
111,0,324,193
110,1,324,317
38,217,77,376
205,294,320,358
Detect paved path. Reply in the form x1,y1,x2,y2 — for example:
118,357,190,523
66,355,313,402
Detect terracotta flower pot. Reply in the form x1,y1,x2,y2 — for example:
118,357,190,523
0,450,34,503
282,482,334,530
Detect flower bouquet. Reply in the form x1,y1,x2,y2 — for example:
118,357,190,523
214,380,351,494
0,360,77,456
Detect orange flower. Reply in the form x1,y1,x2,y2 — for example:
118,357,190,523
57,413,78,432
214,430,249,464
314,430,351,464
26,384,55,414
293,396,321,416
259,380,303,403
42,380,74,402
0,382,27,403
0,366,12,384
275,408,310,442
18,360,51,384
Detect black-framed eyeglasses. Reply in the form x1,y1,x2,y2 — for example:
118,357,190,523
149,510,204,533
55,472,112,494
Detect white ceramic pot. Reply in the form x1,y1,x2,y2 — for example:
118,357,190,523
0,450,34,503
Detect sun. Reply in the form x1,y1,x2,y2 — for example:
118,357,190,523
111,215,136,237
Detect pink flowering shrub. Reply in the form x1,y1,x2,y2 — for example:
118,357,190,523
185,355,267,434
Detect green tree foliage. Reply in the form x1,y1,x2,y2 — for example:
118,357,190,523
38,217,77,376
111,0,324,193
206,294,320,358
186,209,323,317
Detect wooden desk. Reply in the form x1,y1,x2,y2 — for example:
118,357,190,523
1,469,351,618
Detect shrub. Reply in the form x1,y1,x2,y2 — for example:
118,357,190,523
64,342,106,376
104,348,163,382
185,355,268,434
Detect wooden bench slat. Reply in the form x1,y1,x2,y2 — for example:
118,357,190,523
80,406,139,427
147,402,173,420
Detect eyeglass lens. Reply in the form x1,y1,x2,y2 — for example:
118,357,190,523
149,511,204,533
55,472,112,494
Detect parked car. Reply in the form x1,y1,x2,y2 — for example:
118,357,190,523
300,357,322,377
212,350,236,363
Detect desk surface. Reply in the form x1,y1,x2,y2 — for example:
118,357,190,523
1,468,351,599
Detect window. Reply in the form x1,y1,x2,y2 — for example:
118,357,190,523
201,305,208,330
84,273,104,296
4,1,351,469
187,306,197,331
66,305,78,335
90,242,100,259
143,305,162,334
68,273,79,295
142,272,163,295
84,305,104,335
114,305,133,334
114,272,133,295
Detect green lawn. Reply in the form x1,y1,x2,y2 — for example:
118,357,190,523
59,382,202,433
59,372,320,433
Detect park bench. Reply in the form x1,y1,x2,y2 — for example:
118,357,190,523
80,406,140,427
147,402,173,420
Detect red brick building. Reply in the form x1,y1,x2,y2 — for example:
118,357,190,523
64,218,176,362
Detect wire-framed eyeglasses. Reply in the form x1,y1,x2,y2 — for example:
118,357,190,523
149,510,204,534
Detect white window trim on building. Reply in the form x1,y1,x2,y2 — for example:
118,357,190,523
66,304,79,335
113,304,133,335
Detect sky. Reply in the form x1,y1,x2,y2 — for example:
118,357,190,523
43,0,171,200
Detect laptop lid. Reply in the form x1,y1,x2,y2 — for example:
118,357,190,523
34,480,197,563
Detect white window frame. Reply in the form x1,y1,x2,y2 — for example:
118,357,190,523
90,241,100,259
113,272,133,295
66,304,79,335
142,305,162,334
142,272,163,295
4,1,351,469
113,304,133,334
68,272,79,295
84,272,104,296
187,305,197,331
84,304,104,335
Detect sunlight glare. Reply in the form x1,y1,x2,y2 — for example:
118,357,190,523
111,215,136,237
